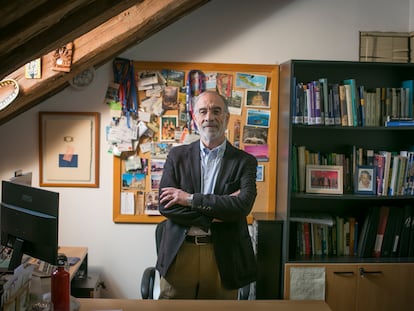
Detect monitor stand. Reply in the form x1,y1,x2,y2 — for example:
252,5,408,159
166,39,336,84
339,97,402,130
8,238,24,271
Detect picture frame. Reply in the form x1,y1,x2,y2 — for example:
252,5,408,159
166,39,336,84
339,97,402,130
306,165,343,194
39,112,100,187
354,165,376,194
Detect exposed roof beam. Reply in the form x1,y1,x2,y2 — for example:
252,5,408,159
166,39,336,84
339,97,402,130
0,0,209,125
0,0,143,79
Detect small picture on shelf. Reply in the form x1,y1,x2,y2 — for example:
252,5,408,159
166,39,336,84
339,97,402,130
354,165,376,195
306,165,343,194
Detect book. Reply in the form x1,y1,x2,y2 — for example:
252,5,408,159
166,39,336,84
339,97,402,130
390,207,404,256
401,80,413,118
373,206,390,257
385,120,414,127
381,207,402,257
293,82,305,124
374,153,385,195
319,78,332,125
330,83,342,125
379,151,392,196
358,207,380,257
339,84,348,126
398,205,413,257
388,155,400,196
336,216,344,256
349,217,356,256
344,84,354,126
311,81,323,125
343,79,359,126
297,145,306,192
408,210,414,257
303,222,312,256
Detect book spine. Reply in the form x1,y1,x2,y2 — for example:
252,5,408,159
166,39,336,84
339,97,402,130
373,206,390,257
344,84,354,126
331,83,342,125
312,81,322,125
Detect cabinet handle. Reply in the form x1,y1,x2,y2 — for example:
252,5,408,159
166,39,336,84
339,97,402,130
333,271,354,276
359,267,382,277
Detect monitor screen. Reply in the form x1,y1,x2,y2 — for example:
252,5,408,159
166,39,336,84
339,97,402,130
0,180,59,271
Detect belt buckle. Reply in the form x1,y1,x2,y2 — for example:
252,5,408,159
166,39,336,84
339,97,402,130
195,236,207,246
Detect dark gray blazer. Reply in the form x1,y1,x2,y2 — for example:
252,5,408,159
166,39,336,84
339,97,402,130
156,140,258,289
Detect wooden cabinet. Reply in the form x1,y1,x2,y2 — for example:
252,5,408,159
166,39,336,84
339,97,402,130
277,60,414,309
285,263,414,311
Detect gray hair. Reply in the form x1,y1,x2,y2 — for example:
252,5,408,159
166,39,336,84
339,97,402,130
192,90,229,114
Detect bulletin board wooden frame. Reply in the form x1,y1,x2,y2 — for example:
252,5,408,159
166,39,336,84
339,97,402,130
113,61,278,223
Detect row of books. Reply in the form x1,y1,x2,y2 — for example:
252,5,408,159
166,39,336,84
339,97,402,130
292,144,414,196
291,205,414,258
292,77,414,127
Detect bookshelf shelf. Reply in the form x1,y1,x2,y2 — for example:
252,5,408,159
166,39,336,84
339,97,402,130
278,60,414,310
278,59,414,262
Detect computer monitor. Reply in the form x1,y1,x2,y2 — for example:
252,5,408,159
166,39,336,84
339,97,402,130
0,180,59,271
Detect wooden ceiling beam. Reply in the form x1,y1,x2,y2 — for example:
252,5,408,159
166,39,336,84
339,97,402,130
0,0,143,79
0,0,209,125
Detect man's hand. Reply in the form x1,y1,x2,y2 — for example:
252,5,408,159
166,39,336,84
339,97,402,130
160,187,191,208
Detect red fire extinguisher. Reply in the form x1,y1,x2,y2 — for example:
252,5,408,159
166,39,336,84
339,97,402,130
51,254,70,311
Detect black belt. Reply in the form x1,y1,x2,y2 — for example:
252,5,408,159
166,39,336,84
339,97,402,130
185,235,212,245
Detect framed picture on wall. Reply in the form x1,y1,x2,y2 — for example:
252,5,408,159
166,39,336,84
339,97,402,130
39,111,100,187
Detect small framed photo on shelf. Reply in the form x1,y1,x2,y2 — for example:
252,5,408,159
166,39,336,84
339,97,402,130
306,165,343,194
354,165,376,195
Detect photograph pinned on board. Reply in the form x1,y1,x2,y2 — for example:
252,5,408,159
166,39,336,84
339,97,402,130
242,125,268,145
245,90,271,108
246,109,270,128
229,90,243,115
162,86,179,110
235,73,267,90
160,115,178,141
256,165,264,182
145,191,160,215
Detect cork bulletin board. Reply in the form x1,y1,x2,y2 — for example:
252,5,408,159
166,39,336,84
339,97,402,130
112,61,278,223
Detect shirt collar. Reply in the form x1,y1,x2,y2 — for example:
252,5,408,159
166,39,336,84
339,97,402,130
199,139,226,158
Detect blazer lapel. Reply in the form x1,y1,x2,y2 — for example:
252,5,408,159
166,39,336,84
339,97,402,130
214,142,236,194
189,141,202,192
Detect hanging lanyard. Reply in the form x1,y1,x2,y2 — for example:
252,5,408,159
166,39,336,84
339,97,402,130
186,70,205,132
113,58,138,127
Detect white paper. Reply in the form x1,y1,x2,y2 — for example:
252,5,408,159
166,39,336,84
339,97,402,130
289,267,325,300
121,192,135,215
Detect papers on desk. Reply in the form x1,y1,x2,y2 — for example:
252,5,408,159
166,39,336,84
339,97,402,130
1,264,34,311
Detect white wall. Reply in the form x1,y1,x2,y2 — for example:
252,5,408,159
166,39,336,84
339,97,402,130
0,0,411,299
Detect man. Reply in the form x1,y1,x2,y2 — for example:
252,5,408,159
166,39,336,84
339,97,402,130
156,90,258,299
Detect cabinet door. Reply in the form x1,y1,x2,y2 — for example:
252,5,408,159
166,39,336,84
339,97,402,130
325,265,357,311
356,264,414,311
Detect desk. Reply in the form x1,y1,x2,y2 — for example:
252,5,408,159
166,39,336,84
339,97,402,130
78,299,332,311
29,246,88,300
58,246,88,280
